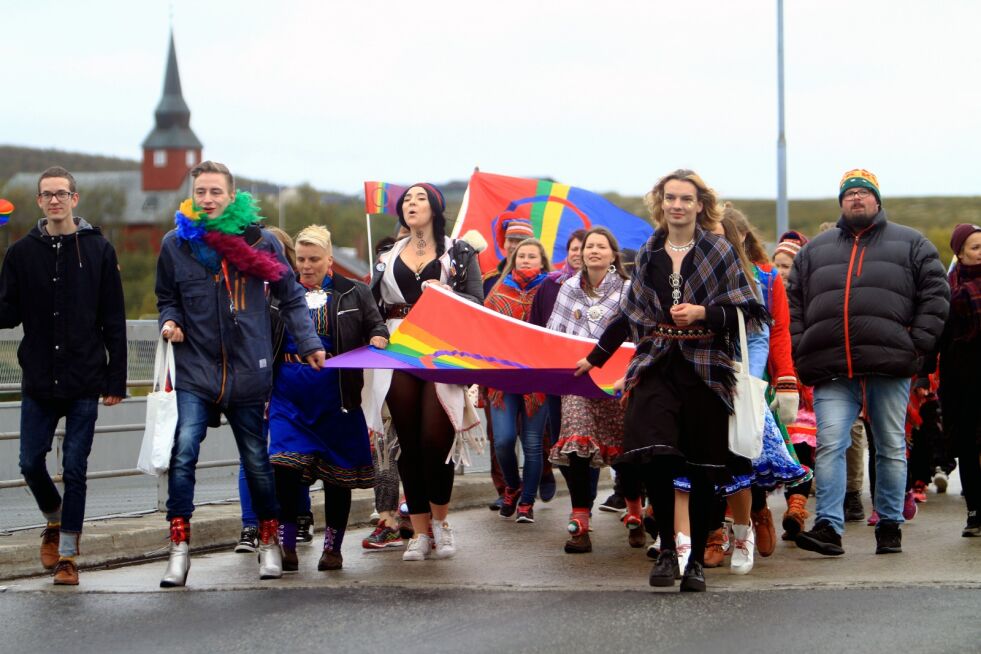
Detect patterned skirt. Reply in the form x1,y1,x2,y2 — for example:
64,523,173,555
549,395,625,468
675,407,811,495
268,362,374,489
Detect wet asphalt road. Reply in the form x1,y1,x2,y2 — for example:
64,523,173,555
1,586,978,654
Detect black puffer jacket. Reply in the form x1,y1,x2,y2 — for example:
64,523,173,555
787,210,949,385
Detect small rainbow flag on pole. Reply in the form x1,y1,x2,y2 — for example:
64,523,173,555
363,182,408,216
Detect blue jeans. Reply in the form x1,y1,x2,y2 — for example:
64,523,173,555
239,462,310,527
813,376,910,533
19,394,99,534
491,394,547,505
167,391,279,521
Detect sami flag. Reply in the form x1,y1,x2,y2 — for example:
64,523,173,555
452,171,653,275
324,285,635,399
363,181,408,216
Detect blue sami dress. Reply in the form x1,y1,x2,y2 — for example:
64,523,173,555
268,275,374,488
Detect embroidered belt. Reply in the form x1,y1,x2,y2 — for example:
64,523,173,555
283,353,334,365
651,323,713,340
385,303,413,319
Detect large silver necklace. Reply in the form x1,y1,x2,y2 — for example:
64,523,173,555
666,238,695,253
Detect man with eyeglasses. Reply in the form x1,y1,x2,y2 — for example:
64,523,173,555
786,169,949,558
0,166,126,585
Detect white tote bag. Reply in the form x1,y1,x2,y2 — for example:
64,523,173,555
727,309,768,460
137,338,179,476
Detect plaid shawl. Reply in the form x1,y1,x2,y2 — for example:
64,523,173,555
949,262,981,342
621,227,768,411
546,270,630,339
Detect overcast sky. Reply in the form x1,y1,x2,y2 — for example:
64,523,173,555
5,0,980,199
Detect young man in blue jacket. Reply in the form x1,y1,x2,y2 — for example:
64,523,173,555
156,161,324,587
0,166,127,585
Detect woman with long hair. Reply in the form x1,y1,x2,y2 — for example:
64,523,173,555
369,184,484,562
268,225,389,571
485,238,552,522
547,227,644,553
578,170,767,591
938,224,981,536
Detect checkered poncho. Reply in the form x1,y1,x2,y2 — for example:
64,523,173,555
621,227,769,411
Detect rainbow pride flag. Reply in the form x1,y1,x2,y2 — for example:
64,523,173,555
363,181,408,216
452,171,653,275
324,285,634,398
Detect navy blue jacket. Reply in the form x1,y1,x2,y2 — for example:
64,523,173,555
0,218,127,399
156,225,321,406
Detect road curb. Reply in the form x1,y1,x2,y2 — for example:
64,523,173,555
0,472,589,581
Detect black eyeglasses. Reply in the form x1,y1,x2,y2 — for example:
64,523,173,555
38,191,74,202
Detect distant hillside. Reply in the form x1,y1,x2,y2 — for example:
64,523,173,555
0,145,140,185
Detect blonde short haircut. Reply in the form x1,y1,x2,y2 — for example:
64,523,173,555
295,225,333,255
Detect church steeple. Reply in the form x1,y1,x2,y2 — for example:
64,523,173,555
141,30,202,192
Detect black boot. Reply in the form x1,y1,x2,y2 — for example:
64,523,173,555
680,560,706,592
649,548,679,587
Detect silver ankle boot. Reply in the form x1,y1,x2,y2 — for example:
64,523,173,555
258,541,283,579
257,519,283,580
160,541,190,588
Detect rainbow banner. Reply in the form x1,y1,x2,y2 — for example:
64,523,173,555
323,285,634,398
363,181,408,216
452,171,653,275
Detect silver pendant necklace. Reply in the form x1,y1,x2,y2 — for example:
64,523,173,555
669,272,683,306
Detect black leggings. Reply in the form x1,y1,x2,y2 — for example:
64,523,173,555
561,455,644,509
640,459,714,565
387,371,455,514
274,466,352,532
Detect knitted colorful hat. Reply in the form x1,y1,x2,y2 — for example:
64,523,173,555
839,169,880,205
950,223,981,256
495,215,534,250
773,229,808,260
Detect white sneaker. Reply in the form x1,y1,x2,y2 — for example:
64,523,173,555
432,521,456,559
731,523,755,575
675,532,691,580
933,468,949,494
402,534,432,561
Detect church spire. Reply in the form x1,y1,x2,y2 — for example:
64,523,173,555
141,30,202,192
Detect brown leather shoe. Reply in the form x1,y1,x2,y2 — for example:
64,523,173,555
623,514,646,548
52,558,79,585
703,528,726,568
282,549,299,572
752,507,777,557
781,494,809,540
317,550,343,571
40,526,60,570
564,532,592,554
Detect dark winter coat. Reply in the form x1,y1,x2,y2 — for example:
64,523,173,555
0,218,127,399
156,225,321,406
787,210,949,386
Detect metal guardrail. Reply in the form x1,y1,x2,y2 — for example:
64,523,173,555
0,320,245,527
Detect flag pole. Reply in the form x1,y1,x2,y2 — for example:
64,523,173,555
365,212,374,272
450,166,478,239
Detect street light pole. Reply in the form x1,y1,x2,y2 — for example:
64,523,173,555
776,0,788,238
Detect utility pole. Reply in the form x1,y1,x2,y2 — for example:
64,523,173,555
776,0,788,238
